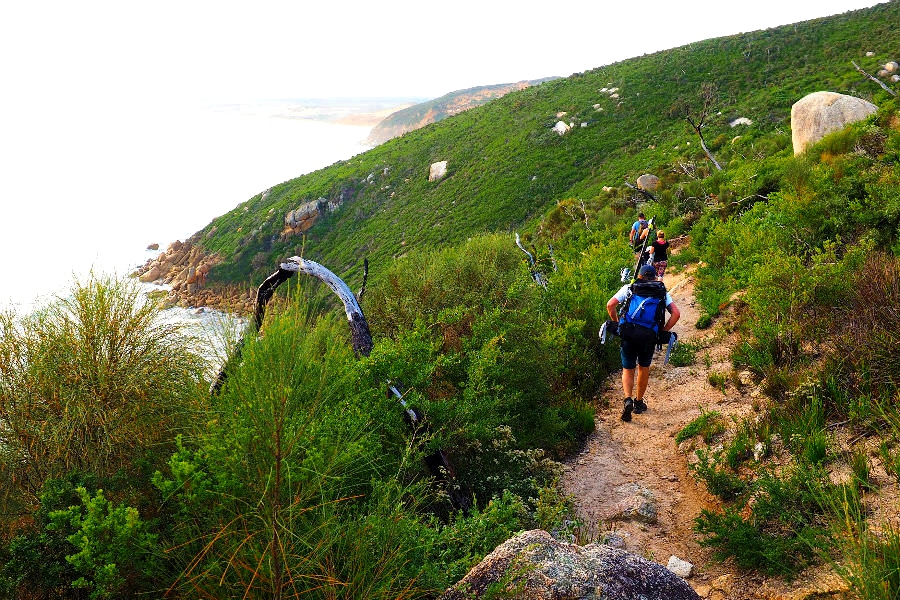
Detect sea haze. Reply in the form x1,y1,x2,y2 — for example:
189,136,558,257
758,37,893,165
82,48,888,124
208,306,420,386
0,99,412,312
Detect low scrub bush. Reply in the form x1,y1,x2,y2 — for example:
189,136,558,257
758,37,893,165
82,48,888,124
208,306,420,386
676,409,724,445
0,275,207,537
694,465,834,576
668,340,698,367
690,449,747,501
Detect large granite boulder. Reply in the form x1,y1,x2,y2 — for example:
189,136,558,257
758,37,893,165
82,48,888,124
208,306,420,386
636,174,660,192
790,91,878,155
439,529,699,600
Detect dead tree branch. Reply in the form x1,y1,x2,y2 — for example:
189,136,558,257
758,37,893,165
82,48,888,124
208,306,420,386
852,60,898,97
515,233,548,288
280,257,373,358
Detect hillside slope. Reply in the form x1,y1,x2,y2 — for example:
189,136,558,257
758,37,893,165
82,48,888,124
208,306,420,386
150,2,898,309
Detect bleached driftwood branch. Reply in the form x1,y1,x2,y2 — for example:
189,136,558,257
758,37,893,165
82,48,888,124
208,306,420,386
515,233,548,288
211,257,373,395
852,60,897,97
280,256,373,357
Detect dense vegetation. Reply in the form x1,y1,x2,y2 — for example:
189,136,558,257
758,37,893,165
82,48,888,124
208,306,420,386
2,2,900,598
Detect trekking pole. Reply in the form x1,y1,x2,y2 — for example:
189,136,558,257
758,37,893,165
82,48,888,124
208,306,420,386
663,332,678,365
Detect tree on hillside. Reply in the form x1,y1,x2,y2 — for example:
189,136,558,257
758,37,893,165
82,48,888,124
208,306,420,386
668,82,724,171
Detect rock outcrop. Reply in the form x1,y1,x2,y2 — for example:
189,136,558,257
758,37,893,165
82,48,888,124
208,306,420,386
439,529,699,600
553,121,572,136
133,238,254,315
282,197,329,239
790,91,878,155
429,161,448,182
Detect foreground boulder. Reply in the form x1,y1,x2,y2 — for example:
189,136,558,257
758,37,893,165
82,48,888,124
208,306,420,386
439,530,699,600
790,91,878,154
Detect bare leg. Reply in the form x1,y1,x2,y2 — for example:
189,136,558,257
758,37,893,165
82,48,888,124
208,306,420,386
635,365,650,400
622,368,635,398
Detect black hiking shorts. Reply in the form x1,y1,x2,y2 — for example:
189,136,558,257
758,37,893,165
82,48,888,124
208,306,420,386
620,337,655,369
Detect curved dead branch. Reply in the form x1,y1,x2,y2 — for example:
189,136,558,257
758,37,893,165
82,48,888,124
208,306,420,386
515,233,548,288
280,256,373,358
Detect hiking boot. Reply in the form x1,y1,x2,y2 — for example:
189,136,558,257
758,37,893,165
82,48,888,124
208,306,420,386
634,398,648,414
621,397,633,422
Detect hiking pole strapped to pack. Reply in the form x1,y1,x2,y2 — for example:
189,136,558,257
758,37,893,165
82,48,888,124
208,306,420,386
631,215,655,279
659,330,678,365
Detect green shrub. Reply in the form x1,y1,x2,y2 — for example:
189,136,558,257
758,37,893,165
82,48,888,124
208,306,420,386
724,418,760,470
694,506,822,576
695,313,713,329
0,275,207,533
47,487,159,600
676,409,724,445
707,371,728,394
694,465,833,576
668,340,698,367
690,449,747,501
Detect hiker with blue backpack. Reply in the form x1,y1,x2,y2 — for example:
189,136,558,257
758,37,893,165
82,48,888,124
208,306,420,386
604,264,681,422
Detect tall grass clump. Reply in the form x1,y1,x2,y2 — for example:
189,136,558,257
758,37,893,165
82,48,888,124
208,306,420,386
815,483,900,599
0,275,208,598
154,292,428,598
0,275,208,513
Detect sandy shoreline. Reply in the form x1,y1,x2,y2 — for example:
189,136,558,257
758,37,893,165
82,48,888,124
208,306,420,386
334,103,414,126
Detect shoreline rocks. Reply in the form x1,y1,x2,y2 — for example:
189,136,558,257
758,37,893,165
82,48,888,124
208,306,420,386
133,238,254,315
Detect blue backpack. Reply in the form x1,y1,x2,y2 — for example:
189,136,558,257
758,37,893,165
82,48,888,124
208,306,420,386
619,281,667,345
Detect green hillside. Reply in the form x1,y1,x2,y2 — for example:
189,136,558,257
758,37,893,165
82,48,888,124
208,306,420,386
196,1,898,290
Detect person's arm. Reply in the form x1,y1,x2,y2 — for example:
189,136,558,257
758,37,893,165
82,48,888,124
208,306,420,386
663,302,681,331
607,296,620,321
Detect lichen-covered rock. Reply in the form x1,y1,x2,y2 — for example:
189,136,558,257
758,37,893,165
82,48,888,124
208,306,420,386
429,160,448,181
553,121,571,136
636,174,660,191
439,529,699,600
790,91,878,155
611,483,658,523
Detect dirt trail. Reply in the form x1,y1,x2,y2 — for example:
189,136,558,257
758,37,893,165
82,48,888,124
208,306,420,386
560,266,847,600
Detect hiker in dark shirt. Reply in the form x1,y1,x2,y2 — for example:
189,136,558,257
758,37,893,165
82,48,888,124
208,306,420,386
648,230,670,281
606,264,680,422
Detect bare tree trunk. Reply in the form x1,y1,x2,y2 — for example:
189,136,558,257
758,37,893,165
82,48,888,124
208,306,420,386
688,120,723,171
515,233,548,288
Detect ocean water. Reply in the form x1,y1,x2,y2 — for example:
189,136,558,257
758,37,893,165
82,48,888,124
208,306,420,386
0,101,389,313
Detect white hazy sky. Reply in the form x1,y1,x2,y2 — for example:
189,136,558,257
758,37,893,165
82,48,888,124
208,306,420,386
0,0,886,107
